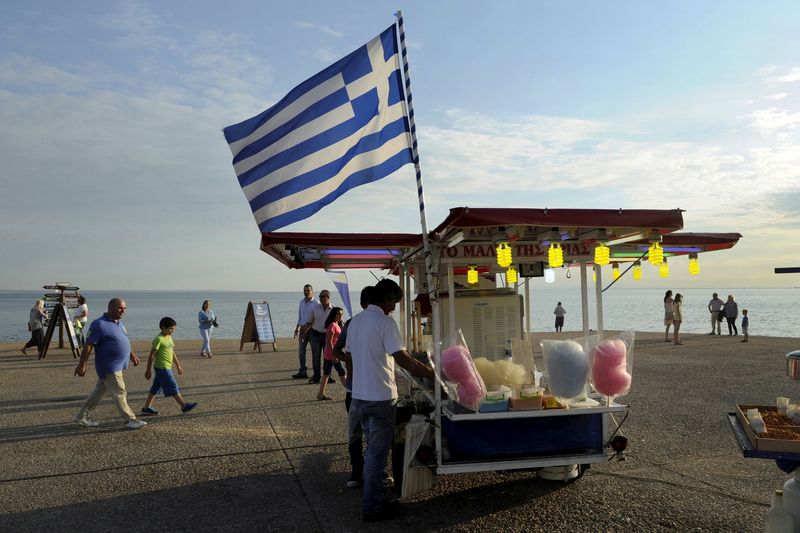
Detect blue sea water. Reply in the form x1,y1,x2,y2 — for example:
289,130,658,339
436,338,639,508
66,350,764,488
1,288,798,343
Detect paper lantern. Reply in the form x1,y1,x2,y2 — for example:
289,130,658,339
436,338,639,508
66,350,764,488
548,243,563,268
648,241,663,266
688,253,700,275
544,268,555,284
496,242,512,268
632,261,642,280
506,265,518,284
467,265,478,285
612,263,620,280
594,243,610,266
659,257,669,278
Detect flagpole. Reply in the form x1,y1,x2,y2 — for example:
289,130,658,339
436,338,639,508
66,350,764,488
394,10,444,466
394,10,439,338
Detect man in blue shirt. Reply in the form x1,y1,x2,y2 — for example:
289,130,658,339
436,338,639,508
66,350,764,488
74,298,146,430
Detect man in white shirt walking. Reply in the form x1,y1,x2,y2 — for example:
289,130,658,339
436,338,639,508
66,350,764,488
303,289,333,384
292,285,318,379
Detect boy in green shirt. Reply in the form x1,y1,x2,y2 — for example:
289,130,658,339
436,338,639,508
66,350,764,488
141,317,197,415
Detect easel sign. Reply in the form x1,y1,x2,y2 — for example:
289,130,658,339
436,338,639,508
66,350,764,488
40,304,80,359
240,301,278,352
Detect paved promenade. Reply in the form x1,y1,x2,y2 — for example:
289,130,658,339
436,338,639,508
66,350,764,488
1,331,799,532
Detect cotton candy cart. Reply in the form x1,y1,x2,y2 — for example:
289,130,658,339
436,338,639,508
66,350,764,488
725,350,800,526
259,207,742,496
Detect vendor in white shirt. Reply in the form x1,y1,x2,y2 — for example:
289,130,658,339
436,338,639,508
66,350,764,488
345,279,433,522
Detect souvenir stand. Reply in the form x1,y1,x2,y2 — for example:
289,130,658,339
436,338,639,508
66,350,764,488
259,207,742,496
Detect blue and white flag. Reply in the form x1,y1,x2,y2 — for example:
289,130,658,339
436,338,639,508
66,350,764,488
326,269,353,318
224,25,412,232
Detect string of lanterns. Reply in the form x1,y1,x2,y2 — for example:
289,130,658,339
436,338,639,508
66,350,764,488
470,231,703,286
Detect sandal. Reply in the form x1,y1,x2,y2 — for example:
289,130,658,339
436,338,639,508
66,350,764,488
20,348,27,355
317,394,333,401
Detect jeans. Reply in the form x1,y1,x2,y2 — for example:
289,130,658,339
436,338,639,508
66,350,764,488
345,393,364,479
297,334,310,373
351,398,396,514
726,316,738,335
200,327,212,354
76,371,136,422
309,331,325,379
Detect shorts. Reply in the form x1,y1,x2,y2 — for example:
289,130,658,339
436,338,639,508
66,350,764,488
323,359,346,377
150,368,179,397
555,316,564,327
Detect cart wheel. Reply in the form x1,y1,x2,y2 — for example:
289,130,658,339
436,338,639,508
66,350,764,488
566,464,590,483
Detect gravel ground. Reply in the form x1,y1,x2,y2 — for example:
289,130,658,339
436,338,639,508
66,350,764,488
1,331,798,532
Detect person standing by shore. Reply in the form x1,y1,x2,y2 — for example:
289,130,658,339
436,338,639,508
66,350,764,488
292,284,318,380
21,299,47,356
741,309,749,343
553,302,566,332
663,290,674,342
707,293,723,335
672,293,684,345
198,300,215,358
73,298,146,430
73,295,89,348
723,294,739,336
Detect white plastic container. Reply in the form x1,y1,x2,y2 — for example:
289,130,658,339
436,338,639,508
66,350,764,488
765,489,794,532
782,469,800,532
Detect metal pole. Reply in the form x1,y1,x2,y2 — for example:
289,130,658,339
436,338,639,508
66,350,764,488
594,265,604,338
580,263,590,337
395,11,444,468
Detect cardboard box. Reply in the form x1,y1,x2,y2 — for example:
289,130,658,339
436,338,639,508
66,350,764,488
735,404,800,453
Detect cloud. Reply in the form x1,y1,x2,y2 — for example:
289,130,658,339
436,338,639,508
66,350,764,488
94,0,176,50
314,47,341,63
293,21,344,38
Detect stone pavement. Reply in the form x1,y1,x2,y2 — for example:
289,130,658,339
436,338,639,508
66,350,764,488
1,332,798,532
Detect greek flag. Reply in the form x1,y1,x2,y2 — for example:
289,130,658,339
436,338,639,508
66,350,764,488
326,269,353,318
224,25,412,232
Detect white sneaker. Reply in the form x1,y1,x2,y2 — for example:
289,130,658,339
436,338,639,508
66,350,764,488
124,419,147,430
74,415,99,428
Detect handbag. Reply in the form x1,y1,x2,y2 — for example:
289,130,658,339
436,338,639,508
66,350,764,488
212,317,219,328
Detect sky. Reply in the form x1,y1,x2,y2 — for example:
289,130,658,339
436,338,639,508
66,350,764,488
1,0,799,293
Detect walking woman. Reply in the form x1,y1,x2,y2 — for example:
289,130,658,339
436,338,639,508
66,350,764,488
198,300,216,357
672,293,684,345
663,290,674,342
21,299,47,355
723,294,739,336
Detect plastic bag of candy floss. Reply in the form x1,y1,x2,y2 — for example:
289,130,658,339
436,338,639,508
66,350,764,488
540,339,590,404
588,330,635,402
440,330,486,412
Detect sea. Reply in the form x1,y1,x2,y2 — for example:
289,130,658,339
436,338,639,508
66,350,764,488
1,288,798,343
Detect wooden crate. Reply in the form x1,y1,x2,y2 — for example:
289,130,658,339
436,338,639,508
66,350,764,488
735,404,800,453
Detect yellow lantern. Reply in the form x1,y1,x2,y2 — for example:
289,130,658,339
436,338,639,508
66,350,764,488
612,263,620,280
548,243,563,268
659,257,669,278
648,242,663,266
688,253,700,275
506,265,518,284
496,242,512,268
594,243,610,266
633,261,642,280
467,265,479,285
